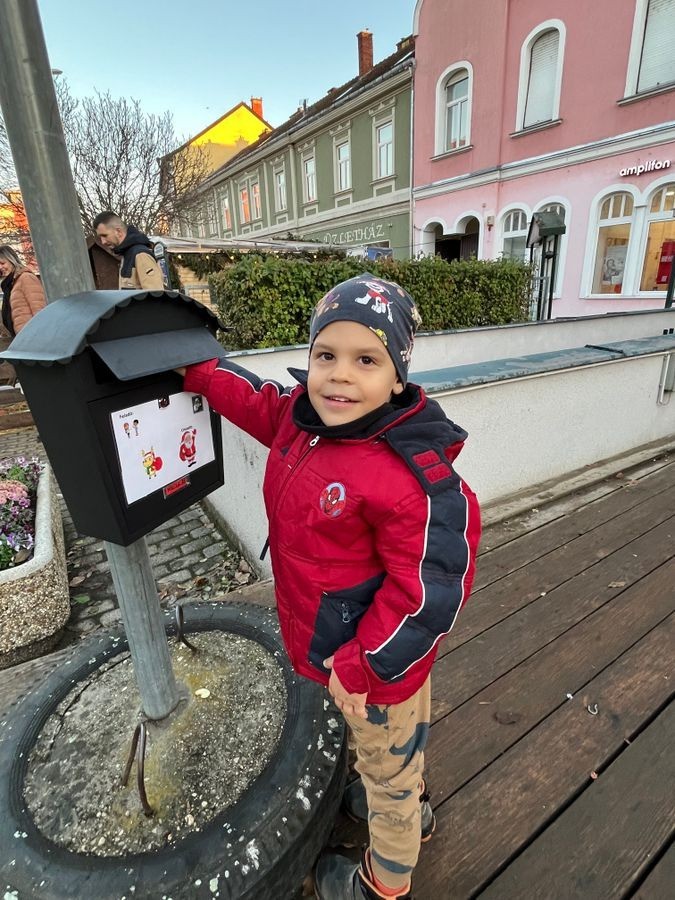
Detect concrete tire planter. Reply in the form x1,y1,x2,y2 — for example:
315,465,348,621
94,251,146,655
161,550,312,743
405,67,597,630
0,464,70,670
0,601,348,899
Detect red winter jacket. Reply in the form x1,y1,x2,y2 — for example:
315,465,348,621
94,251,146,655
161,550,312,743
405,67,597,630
184,357,481,704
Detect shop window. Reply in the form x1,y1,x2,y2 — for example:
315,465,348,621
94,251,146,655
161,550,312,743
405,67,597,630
637,0,675,93
444,70,470,151
501,209,528,260
640,182,675,291
591,193,634,294
517,23,565,130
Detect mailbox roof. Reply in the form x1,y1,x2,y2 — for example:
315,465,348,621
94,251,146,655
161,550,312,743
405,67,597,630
0,290,222,365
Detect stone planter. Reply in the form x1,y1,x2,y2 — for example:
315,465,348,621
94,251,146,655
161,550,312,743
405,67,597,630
0,465,69,669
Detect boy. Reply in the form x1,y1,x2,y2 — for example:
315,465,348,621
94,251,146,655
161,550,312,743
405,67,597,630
178,274,481,899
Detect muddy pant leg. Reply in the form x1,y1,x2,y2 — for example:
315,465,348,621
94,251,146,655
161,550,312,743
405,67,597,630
343,678,431,891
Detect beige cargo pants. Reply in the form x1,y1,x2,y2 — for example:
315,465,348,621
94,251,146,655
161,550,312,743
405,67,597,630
342,677,431,891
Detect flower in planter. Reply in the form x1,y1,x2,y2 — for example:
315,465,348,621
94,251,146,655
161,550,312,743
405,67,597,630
0,456,43,571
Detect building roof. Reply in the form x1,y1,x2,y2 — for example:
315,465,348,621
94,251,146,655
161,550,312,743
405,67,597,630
160,101,273,163
203,37,415,185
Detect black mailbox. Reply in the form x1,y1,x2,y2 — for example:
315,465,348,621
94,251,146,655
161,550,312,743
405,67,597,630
0,290,225,546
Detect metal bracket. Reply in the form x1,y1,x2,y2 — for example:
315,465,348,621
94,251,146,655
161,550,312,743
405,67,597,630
657,353,674,405
121,721,153,817
175,603,198,652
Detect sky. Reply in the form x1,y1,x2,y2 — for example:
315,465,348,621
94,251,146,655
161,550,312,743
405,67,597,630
38,0,417,143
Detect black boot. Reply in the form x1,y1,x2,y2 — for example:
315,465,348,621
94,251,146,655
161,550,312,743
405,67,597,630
314,848,413,900
343,777,436,842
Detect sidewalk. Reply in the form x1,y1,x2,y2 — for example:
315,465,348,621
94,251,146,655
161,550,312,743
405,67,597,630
0,412,271,653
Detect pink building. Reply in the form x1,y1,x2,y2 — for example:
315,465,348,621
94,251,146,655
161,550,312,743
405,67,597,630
412,0,675,317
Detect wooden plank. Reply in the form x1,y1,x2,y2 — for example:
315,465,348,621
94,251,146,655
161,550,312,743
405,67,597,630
433,515,675,715
414,615,675,898
632,843,675,900
482,455,674,554
425,559,675,796
440,491,675,660
478,701,675,899
474,466,675,591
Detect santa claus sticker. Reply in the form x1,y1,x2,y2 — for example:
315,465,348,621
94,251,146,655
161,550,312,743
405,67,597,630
179,427,197,467
111,393,214,504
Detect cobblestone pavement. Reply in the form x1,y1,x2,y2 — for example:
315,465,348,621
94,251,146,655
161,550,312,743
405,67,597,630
0,423,260,648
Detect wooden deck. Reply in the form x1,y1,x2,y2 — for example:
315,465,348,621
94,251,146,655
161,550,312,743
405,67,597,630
406,452,675,898
1,451,673,898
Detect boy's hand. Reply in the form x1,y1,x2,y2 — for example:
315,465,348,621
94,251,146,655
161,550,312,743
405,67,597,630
323,656,368,719
175,367,186,376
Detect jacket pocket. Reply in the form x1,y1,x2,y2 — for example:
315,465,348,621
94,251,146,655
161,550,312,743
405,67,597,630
308,571,386,674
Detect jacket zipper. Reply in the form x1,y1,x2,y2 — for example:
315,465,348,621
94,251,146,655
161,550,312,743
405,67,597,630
270,434,320,530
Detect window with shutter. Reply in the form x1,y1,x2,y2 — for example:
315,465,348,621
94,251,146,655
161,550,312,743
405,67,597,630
523,30,559,127
638,0,675,92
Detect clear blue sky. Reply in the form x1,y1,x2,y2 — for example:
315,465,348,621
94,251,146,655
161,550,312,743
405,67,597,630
39,0,416,142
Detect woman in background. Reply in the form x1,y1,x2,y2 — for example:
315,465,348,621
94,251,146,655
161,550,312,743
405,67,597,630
0,245,46,337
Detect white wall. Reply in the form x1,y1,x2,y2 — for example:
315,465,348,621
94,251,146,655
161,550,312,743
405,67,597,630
220,309,675,382
206,332,675,577
433,354,675,502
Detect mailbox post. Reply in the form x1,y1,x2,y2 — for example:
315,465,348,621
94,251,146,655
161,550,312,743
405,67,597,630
0,0,220,721
1,290,226,719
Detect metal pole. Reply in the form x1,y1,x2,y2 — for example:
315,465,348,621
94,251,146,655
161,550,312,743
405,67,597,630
547,235,560,320
0,0,93,301
0,0,181,720
106,541,183,720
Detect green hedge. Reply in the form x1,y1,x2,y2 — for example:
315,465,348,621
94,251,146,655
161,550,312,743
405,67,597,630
209,254,532,350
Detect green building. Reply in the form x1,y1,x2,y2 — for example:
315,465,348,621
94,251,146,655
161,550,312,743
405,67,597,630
185,32,414,259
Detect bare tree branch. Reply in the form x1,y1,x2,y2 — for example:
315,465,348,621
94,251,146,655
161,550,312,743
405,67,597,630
0,79,208,240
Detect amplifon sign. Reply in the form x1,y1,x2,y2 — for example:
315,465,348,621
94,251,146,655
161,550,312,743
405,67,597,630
619,159,671,177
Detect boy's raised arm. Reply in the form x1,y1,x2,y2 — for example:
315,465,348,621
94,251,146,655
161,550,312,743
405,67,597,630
179,358,299,449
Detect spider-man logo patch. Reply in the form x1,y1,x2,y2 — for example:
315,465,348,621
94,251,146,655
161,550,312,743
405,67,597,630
320,482,346,518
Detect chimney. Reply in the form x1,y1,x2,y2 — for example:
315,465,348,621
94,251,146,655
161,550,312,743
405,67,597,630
357,30,373,77
250,96,264,119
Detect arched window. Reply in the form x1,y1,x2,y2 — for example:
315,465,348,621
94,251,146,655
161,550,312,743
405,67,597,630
517,23,565,131
638,0,675,92
534,202,567,294
444,70,469,151
640,182,675,291
539,202,566,221
501,209,528,260
591,193,634,294
435,63,472,155
524,30,559,126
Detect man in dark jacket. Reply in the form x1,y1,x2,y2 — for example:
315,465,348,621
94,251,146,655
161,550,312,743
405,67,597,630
93,211,164,290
